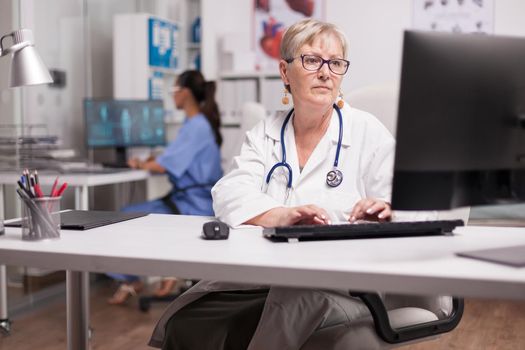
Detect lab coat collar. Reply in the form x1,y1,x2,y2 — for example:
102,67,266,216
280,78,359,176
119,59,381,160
265,105,352,147
265,109,289,142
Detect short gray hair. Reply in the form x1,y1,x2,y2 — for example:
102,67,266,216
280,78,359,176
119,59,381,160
280,18,348,60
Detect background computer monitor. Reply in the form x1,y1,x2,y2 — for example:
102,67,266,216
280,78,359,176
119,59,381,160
391,31,525,211
84,99,166,165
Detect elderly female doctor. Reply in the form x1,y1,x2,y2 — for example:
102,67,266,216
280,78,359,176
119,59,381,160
149,19,395,349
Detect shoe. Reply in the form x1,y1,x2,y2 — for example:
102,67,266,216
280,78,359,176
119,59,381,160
108,281,143,305
153,278,177,297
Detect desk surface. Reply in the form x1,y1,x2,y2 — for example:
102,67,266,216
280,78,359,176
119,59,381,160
0,169,149,187
1,214,525,300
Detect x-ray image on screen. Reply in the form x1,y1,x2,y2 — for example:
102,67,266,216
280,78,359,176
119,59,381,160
84,99,166,148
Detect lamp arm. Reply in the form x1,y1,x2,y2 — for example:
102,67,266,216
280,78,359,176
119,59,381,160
0,33,32,57
0,33,10,57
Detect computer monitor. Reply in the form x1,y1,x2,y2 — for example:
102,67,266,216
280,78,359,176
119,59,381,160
84,99,166,165
391,30,525,211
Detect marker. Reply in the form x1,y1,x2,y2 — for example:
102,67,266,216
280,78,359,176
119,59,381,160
56,182,68,197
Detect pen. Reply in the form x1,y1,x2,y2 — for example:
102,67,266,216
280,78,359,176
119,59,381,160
24,169,30,191
29,174,36,196
17,180,34,199
50,176,59,197
56,182,68,197
34,183,44,198
16,188,56,234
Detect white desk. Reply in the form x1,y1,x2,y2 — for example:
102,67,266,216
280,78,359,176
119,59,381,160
0,169,149,337
1,214,525,349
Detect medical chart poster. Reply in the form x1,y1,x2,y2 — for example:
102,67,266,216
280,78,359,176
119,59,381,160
254,0,326,71
412,0,494,34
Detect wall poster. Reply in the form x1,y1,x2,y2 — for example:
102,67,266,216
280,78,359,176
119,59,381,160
413,0,494,34
254,0,326,72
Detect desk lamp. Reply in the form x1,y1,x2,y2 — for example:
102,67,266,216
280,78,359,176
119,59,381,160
0,32,52,333
0,28,53,87
0,27,52,234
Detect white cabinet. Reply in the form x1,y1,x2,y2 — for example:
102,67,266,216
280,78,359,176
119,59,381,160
113,2,202,123
184,0,202,70
218,70,284,126
113,13,180,101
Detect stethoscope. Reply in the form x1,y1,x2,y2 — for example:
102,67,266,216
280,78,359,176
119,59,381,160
265,103,344,192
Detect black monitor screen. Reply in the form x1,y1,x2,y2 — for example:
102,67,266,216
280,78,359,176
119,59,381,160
392,31,525,210
84,99,166,148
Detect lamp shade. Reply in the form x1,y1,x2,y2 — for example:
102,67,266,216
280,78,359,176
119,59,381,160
0,28,53,88
9,45,53,87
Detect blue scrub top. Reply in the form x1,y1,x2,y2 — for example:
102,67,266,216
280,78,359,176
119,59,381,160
156,113,223,215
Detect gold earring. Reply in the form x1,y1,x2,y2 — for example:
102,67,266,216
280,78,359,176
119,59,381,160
337,90,344,109
282,89,289,105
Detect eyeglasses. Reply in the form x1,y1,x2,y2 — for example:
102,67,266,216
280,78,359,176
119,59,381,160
286,54,350,75
168,86,182,95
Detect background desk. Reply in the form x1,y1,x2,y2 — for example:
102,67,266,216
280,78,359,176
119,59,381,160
0,169,148,336
0,169,149,212
1,214,525,349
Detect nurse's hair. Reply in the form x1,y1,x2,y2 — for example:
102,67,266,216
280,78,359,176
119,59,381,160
176,70,222,146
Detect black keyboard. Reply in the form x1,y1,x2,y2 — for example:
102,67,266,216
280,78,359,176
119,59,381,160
263,220,464,242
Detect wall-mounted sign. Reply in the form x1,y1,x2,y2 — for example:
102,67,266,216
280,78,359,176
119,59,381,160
413,0,494,34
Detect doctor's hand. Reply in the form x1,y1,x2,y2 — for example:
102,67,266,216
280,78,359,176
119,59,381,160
349,198,392,223
245,205,331,227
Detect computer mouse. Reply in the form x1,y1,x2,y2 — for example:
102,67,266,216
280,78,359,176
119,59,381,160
202,221,230,240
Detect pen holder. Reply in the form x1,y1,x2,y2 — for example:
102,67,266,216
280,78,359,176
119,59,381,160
21,196,61,241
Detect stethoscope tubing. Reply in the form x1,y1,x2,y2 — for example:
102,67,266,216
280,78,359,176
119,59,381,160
265,103,343,189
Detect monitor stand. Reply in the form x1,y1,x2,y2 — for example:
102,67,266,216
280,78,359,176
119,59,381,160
102,147,129,168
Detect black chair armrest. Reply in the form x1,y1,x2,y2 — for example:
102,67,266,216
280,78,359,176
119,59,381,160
349,291,464,344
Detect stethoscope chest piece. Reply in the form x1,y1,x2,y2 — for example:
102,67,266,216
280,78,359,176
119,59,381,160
326,168,343,187
266,104,345,191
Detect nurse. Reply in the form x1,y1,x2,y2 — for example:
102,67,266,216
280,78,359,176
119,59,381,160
150,19,395,349
108,70,223,305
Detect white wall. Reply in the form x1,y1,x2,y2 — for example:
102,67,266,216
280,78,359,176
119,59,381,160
494,0,525,36
15,0,86,153
201,0,525,168
327,0,412,92
202,0,525,93
0,0,21,126
201,0,252,80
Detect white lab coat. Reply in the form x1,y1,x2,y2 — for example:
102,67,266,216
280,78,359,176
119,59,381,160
214,104,395,226
149,105,399,349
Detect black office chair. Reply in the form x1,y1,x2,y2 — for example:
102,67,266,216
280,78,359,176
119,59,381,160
299,292,464,349
353,293,463,344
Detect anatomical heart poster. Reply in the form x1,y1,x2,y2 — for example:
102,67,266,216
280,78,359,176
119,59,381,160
254,0,326,71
